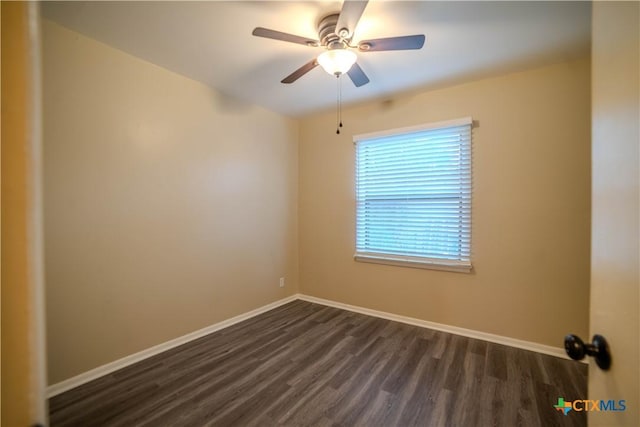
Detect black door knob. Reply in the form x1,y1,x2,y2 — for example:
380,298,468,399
564,334,611,370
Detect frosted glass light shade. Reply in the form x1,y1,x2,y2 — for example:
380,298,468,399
317,49,357,75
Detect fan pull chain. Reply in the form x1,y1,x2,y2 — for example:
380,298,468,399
335,74,344,135
339,75,343,130
336,74,341,134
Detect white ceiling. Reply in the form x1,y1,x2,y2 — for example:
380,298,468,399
41,1,591,117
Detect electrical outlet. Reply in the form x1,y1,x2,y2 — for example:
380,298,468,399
279,277,285,288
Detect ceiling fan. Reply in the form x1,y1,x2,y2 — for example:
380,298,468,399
252,0,425,87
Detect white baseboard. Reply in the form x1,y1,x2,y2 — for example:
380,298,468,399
297,294,574,361
46,294,299,398
48,292,578,397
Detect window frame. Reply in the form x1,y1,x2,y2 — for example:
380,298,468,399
353,117,473,273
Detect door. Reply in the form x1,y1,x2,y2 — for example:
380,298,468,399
590,2,639,426
1,2,48,425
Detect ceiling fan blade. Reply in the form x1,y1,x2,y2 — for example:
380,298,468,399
252,27,319,47
335,0,369,40
281,59,319,84
347,62,370,87
359,34,425,51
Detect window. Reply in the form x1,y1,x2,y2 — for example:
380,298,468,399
354,117,472,272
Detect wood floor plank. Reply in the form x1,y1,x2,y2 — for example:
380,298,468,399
49,300,587,427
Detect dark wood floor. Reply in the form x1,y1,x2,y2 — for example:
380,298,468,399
49,300,587,427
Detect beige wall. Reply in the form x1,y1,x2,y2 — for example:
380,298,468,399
299,58,591,347
42,21,299,384
590,2,639,426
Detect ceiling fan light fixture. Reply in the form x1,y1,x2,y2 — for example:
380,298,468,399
317,49,357,76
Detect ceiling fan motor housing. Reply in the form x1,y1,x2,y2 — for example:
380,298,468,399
318,13,345,48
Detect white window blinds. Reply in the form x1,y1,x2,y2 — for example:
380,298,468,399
354,117,472,272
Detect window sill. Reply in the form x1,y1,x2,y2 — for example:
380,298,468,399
354,253,472,273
